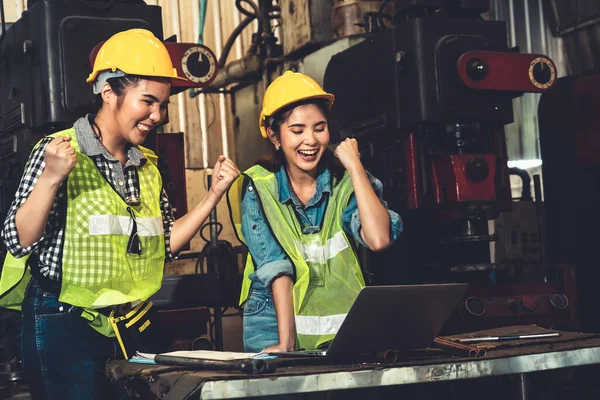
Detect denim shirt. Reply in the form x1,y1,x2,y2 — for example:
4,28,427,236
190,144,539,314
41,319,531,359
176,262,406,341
241,165,403,291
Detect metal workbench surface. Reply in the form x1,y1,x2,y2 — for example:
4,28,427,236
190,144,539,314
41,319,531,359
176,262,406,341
106,326,600,399
200,345,600,399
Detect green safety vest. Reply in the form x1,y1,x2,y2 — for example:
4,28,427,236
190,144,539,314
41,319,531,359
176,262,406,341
228,165,365,350
0,128,165,336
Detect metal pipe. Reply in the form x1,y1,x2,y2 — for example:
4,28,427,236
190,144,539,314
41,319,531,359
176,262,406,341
523,1,533,54
210,1,230,159
191,0,209,168
508,167,532,201
490,0,501,21
376,349,398,364
219,15,256,67
533,174,548,283
537,0,548,55
518,373,528,400
507,0,517,48
236,0,263,41
170,0,187,135
208,53,262,89
206,174,223,351
557,15,600,36
154,355,276,374
199,93,209,169
0,0,5,42
231,0,244,60
433,337,485,357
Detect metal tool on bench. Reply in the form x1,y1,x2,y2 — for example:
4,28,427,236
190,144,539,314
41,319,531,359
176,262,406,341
153,354,276,374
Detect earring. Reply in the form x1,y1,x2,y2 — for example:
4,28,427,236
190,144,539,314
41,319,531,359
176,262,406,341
275,144,281,151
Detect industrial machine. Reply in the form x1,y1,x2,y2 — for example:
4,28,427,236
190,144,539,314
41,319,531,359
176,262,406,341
539,70,600,334
322,0,576,332
210,0,578,333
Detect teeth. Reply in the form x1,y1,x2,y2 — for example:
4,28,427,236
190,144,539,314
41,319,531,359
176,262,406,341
299,150,318,156
137,124,150,132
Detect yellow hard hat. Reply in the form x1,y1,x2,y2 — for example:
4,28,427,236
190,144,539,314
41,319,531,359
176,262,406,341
86,28,185,84
259,71,335,138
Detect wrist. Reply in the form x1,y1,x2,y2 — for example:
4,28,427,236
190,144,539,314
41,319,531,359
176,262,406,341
279,339,295,352
206,187,222,203
346,161,365,177
278,331,296,351
40,169,65,188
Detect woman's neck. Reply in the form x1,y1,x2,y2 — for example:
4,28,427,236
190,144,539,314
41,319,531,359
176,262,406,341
285,165,317,206
94,111,128,164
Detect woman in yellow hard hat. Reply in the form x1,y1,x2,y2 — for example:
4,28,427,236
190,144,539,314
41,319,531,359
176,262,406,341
0,28,239,399
228,71,402,353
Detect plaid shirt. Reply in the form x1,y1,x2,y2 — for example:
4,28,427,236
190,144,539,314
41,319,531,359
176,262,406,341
1,115,177,282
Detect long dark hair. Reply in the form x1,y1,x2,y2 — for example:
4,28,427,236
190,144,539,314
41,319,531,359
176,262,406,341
256,98,345,181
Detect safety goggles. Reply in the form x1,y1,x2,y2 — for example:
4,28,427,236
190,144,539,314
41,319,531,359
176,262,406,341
126,207,142,255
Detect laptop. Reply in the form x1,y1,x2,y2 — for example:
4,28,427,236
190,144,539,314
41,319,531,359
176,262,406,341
274,283,468,357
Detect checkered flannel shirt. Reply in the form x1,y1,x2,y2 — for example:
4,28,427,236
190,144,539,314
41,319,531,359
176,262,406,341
1,116,177,282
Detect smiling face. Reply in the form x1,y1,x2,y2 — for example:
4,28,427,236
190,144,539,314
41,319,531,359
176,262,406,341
269,103,330,178
108,78,171,146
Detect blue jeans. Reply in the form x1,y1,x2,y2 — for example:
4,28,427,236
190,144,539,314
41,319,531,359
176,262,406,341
21,278,121,400
242,288,279,352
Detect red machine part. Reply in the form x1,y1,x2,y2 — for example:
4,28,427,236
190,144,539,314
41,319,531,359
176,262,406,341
404,133,420,210
154,132,188,220
457,51,557,93
166,43,218,88
154,132,188,251
431,154,496,204
443,267,579,334
461,283,572,325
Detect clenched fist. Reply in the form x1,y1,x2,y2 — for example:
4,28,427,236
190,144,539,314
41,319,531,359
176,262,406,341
44,136,77,183
334,138,362,172
210,155,240,198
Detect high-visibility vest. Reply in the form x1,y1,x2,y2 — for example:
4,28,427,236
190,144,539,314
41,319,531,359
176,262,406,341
0,128,165,335
228,165,365,350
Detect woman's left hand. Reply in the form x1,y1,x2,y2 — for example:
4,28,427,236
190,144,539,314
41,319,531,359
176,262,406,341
334,138,362,172
210,155,240,197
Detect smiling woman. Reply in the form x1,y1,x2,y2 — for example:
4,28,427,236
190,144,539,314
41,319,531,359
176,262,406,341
0,28,240,400
227,71,403,354
92,77,171,158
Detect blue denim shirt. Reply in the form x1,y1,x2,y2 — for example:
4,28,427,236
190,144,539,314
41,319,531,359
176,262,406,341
241,165,403,291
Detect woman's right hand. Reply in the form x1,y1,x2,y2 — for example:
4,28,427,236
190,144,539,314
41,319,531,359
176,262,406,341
210,155,240,197
334,138,363,173
43,136,77,184
263,342,295,353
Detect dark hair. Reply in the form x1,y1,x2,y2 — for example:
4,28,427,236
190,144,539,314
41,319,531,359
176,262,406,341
108,75,143,96
256,98,345,181
93,74,169,110
93,75,142,112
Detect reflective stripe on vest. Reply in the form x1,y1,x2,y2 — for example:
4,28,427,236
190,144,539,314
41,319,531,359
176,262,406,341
89,215,164,236
295,313,347,336
294,231,349,265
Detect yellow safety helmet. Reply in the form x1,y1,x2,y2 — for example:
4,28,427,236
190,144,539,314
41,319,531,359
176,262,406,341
259,71,335,138
86,28,185,84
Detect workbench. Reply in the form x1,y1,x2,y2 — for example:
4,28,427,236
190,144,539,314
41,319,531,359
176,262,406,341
106,325,600,399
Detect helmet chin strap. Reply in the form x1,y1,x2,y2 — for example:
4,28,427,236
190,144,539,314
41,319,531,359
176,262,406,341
93,69,126,94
